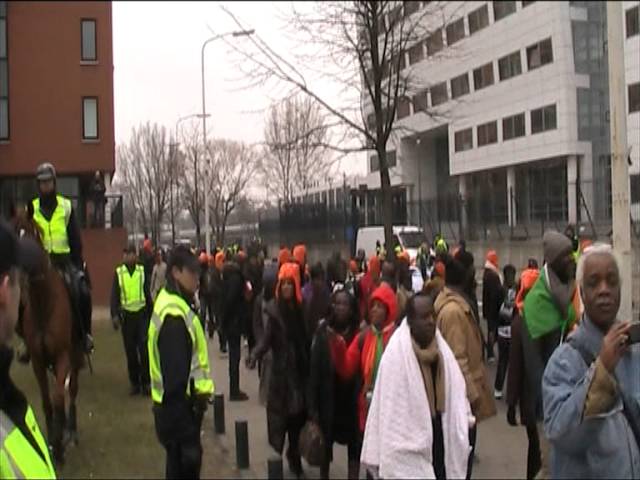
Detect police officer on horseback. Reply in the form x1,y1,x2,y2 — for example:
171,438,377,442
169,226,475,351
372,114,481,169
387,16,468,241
19,162,93,360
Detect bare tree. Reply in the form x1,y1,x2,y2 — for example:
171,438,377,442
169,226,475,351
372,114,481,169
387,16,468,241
177,121,206,247
117,122,172,245
223,1,456,252
207,139,260,246
263,95,334,203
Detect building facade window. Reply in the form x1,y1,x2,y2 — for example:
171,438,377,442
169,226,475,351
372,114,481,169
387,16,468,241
493,1,517,21
522,1,535,6
498,51,522,81
630,82,640,113
404,0,420,17
408,41,424,65
468,5,489,35
473,62,494,90
627,5,639,38
412,90,428,112
451,72,470,99
430,81,448,106
531,104,557,134
0,1,7,140
397,96,411,119
477,121,498,146
502,112,525,140
526,38,553,70
81,19,96,61
446,18,465,45
426,28,443,56
370,150,397,172
454,128,473,152
82,97,98,139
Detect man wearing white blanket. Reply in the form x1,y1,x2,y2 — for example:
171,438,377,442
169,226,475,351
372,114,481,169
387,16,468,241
361,293,474,479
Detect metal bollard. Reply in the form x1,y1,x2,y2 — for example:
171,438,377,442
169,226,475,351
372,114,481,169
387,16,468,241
235,420,250,469
267,455,283,480
213,393,225,434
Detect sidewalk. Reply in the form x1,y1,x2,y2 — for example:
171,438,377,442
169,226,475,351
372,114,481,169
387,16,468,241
200,333,528,479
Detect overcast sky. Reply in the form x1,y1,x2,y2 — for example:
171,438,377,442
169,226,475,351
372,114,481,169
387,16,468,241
112,1,367,179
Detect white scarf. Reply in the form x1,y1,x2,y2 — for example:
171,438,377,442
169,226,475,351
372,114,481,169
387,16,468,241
361,320,472,479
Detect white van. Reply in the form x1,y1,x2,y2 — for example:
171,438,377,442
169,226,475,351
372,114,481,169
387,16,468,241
355,225,425,262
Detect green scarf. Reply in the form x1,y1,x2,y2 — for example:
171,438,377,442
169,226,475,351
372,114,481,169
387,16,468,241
523,267,576,339
371,326,384,387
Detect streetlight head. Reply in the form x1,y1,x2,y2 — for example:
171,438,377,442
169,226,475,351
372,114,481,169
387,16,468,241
232,29,255,37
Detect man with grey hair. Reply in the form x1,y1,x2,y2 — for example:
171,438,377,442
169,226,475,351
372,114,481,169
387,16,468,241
542,243,640,478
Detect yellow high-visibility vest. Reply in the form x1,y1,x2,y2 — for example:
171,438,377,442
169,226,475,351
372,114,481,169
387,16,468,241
0,407,56,479
148,288,214,404
117,264,146,313
32,195,71,254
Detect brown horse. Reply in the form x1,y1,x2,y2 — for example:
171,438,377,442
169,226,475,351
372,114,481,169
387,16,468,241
12,208,83,464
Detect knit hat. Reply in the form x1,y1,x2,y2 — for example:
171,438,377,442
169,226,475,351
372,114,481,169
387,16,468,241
368,255,381,277
543,231,573,265
276,262,302,304
486,250,499,268
278,247,292,267
214,251,225,270
293,244,307,266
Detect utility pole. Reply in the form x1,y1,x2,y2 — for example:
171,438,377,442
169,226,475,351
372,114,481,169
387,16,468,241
607,1,632,320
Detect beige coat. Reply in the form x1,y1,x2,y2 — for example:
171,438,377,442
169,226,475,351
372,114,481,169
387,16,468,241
434,287,496,422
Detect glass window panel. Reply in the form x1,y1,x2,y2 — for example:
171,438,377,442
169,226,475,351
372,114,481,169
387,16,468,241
404,1,420,16
544,105,557,130
468,5,489,35
473,62,494,90
531,108,543,133
0,19,6,58
83,97,98,139
446,18,465,45
397,96,411,119
430,82,448,106
81,20,96,61
0,98,7,139
498,51,522,81
426,28,443,56
627,5,639,38
628,83,640,113
0,59,7,97
412,90,428,112
494,1,516,21
408,42,424,64
454,128,473,152
451,73,470,99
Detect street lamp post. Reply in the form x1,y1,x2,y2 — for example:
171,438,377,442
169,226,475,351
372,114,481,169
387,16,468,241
201,29,254,254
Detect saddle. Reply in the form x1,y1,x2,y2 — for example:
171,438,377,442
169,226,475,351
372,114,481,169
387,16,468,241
56,262,92,344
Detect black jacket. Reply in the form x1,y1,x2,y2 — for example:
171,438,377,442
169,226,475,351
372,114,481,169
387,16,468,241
482,268,504,325
152,279,202,444
35,195,83,268
222,262,246,337
110,262,152,319
307,321,359,460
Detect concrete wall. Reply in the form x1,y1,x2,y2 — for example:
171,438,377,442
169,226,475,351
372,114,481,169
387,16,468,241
82,227,127,306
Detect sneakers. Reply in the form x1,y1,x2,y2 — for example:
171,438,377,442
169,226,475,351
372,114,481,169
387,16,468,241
229,390,249,402
494,389,503,400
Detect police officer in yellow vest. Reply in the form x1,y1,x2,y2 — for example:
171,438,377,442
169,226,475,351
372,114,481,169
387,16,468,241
148,245,214,479
20,162,93,360
0,220,57,479
111,244,152,396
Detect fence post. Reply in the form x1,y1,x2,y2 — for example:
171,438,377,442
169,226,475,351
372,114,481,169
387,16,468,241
235,420,250,469
213,393,225,434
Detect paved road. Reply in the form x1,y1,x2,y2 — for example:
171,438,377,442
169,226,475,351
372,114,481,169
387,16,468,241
200,333,529,479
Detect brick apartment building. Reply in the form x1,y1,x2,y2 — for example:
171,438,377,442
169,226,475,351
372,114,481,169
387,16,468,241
0,1,125,305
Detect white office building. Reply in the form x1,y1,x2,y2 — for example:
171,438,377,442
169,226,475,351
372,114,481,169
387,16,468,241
358,0,640,239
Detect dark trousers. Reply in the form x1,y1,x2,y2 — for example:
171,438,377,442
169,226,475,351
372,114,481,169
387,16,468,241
466,424,477,480
526,423,542,479
227,333,242,394
121,309,150,388
163,435,202,479
494,336,511,392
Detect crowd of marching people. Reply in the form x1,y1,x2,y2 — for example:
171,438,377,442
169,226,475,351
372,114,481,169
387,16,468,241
102,225,640,480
